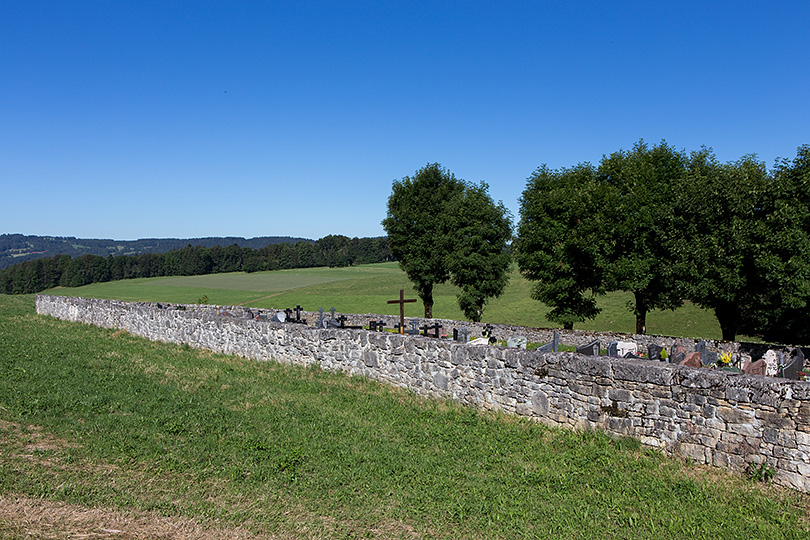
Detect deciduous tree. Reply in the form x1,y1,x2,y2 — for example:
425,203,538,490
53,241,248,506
515,163,608,329
382,163,511,319
597,140,687,334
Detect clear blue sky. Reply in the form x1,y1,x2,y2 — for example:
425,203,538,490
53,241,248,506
2,1,808,241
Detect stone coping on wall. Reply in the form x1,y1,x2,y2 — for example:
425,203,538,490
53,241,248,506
34,294,810,493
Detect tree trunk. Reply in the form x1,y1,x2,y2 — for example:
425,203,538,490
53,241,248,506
634,291,647,335
714,302,738,342
422,288,433,319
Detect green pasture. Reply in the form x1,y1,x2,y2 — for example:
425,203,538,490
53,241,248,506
1,293,807,539
46,262,729,340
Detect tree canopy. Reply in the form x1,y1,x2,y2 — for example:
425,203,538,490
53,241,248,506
515,163,607,329
516,141,810,343
382,163,512,321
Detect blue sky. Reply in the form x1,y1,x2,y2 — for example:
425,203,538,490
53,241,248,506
2,1,808,241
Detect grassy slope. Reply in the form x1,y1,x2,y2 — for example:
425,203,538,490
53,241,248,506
46,263,728,340
1,294,807,539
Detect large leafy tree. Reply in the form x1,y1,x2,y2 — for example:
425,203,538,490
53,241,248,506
515,163,608,329
382,163,511,320
673,149,770,341
446,182,513,321
738,145,810,343
597,140,687,334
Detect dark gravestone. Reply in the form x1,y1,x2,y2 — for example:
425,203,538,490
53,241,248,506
454,326,471,342
647,344,664,360
293,305,305,323
576,339,600,356
537,331,560,354
369,320,386,332
420,322,443,338
680,352,702,368
703,351,718,367
607,342,618,357
336,315,362,330
695,340,707,363
744,359,767,376
672,351,686,364
778,349,804,380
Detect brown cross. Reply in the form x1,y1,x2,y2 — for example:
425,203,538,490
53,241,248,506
387,289,417,334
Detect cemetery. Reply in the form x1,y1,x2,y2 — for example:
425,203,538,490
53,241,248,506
36,293,810,493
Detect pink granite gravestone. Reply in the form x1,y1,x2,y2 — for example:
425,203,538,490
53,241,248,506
679,352,702,368
744,359,767,376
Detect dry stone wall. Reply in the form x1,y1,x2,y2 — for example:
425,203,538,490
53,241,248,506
36,294,810,492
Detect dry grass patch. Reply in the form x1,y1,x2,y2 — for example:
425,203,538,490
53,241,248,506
0,495,280,540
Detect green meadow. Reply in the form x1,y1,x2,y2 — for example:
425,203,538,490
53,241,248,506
46,262,727,340
1,293,807,538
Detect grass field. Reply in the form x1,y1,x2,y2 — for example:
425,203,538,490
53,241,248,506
1,293,807,539
45,263,732,340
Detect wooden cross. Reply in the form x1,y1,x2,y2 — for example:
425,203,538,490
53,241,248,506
387,289,417,334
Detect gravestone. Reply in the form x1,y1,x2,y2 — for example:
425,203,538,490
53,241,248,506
270,310,286,323
703,351,718,367
778,349,804,380
576,339,600,356
335,315,362,330
317,308,340,329
647,344,664,360
507,336,528,349
744,359,767,376
420,322,443,338
762,350,780,376
407,320,420,335
369,320,386,332
695,340,707,363
292,305,306,324
454,326,471,342
680,352,702,368
607,341,636,357
537,331,560,353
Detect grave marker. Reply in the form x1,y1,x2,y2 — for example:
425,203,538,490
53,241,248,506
647,344,664,360
537,331,560,353
576,339,600,356
387,289,417,334
507,336,528,349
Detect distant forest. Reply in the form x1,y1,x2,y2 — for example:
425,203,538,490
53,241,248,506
0,234,312,269
0,234,392,295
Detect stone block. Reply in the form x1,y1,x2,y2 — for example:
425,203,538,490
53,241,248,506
756,410,796,430
678,442,710,463
608,388,633,402
717,406,755,424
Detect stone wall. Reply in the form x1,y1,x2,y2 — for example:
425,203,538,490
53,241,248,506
36,294,810,492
